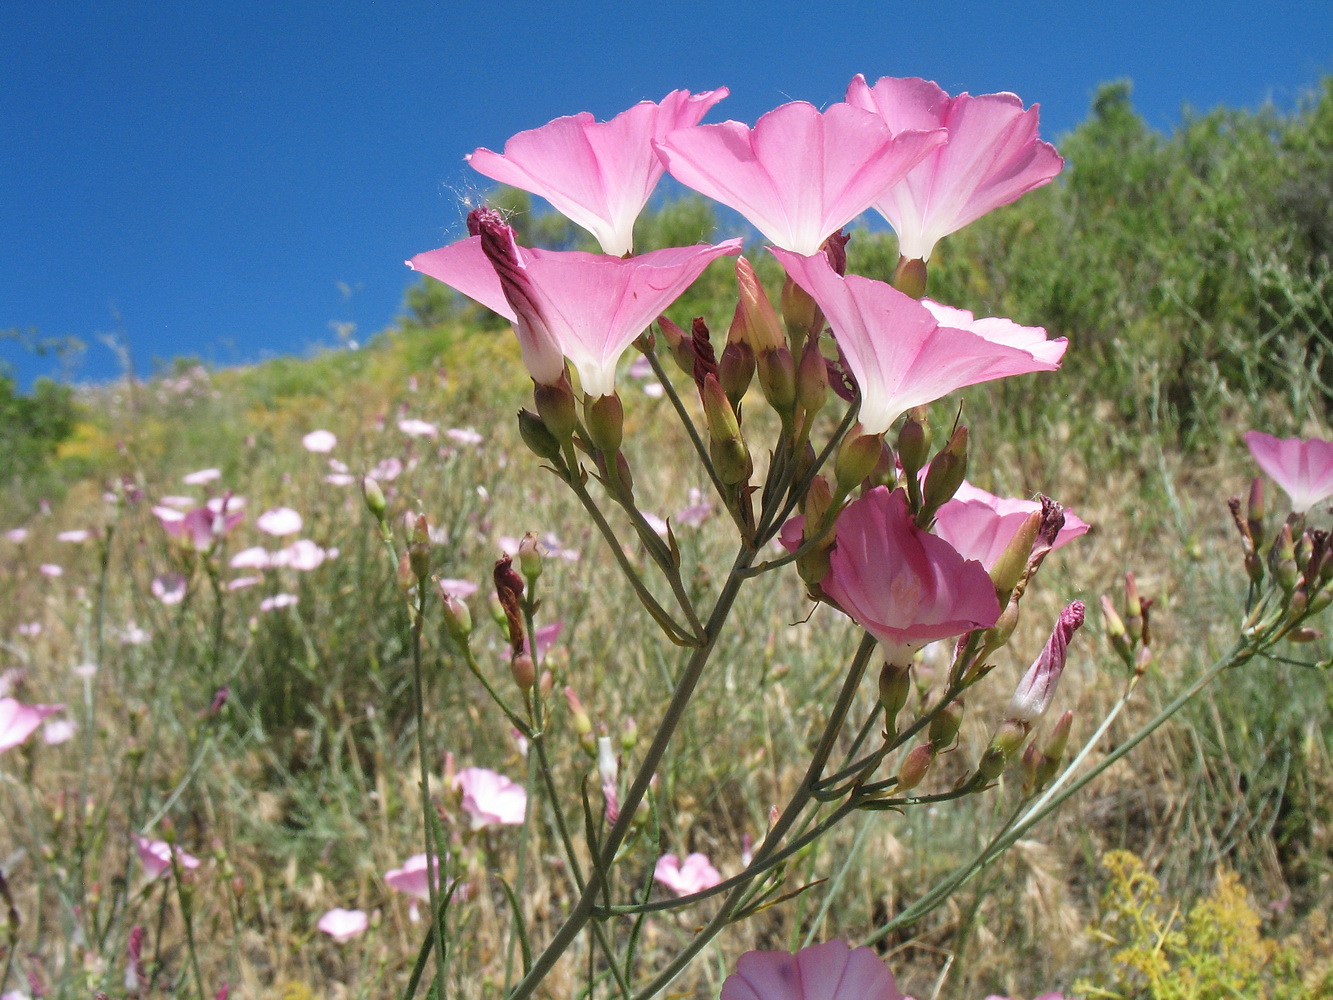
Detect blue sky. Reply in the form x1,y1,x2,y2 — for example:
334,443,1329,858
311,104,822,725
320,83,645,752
3,1,1331,388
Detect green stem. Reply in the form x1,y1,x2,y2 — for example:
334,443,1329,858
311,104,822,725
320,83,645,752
410,581,448,999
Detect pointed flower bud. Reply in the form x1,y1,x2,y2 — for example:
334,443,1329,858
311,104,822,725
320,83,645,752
534,377,578,443
878,661,912,734
361,476,387,522
920,426,969,519
928,697,964,750
732,256,785,354
896,743,935,792
518,533,543,585
437,585,473,644
834,428,884,499
1007,601,1084,724
658,315,696,374
796,336,828,419
701,374,752,486
895,408,931,482
518,409,562,462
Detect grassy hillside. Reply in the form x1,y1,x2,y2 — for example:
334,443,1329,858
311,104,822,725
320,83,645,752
2,80,1332,999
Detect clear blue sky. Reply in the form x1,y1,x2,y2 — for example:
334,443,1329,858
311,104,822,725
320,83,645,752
3,1,1330,387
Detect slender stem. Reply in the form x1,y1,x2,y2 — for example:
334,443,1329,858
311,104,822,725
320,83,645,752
643,348,727,505
410,582,447,999
505,543,759,1000
860,637,1251,944
626,633,878,999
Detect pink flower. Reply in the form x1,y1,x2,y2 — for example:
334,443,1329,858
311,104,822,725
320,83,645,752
1,698,64,753
522,621,564,662
784,487,998,664
279,539,331,571
57,529,90,543
653,852,722,895
1008,601,1085,723
155,501,244,552
151,573,188,605
43,717,75,745
230,546,273,569
39,564,63,578
259,594,298,612
656,101,945,255
771,250,1065,435
446,427,483,446
722,940,908,1000
302,429,337,453
845,75,1063,262
398,418,439,439
384,853,439,901
1244,431,1333,514
467,89,728,256
135,835,201,880
316,907,368,943
256,507,303,536
437,578,479,599
4,528,29,543
183,468,221,485
412,210,741,396
934,481,1089,571
453,766,527,829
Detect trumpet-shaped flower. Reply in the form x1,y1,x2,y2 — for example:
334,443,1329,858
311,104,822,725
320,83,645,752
316,907,368,943
410,209,741,396
656,101,945,255
654,852,722,895
722,940,908,1000
934,481,1089,571
154,500,245,553
1,697,64,754
467,88,728,256
845,74,1063,261
785,487,998,664
384,853,440,901
1008,601,1085,723
135,835,202,880
453,766,527,829
1243,431,1333,514
772,249,1065,435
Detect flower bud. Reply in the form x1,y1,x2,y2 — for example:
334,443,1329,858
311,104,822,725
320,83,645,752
409,515,432,580
781,274,820,343
976,599,1021,662
1101,594,1133,666
510,652,536,691
493,555,526,654
564,687,593,738
896,743,935,792
878,662,912,734
1247,476,1265,545
719,338,755,409
437,584,472,643
534,377,577,443
621,716,638,753
518,533,543,586
978,719,1028,781
892,256,928,299
396,549,416,593
796,336,828,421
928,697,964,750
362,476,387,521
1008,601,1084,724
584,393,624,455
701,374,752,486
517,409,562,462
732,256,785,354
895,409,931,483
657,315,696,375
920,426,968,521
835,428,883,499
990,511,1042,599
1123,573,1142,642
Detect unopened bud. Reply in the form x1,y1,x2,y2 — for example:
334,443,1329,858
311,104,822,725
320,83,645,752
732,256,785,354
892,256,927,299
584,393,624,455
1275,524,1298,594
1247,476,1265,543
796,336,828,420
564,687,592,738
719,338,755,408
781,275,820,343
976,599,1021,663
518,533,543,585
878,662,912,733
362,476,387,521
895,409,931,482
1123,573,1143,641
409,515,432,579
517,409,562,461
534,378,577,443
396,549,416,593
990,512,1042,599
437,584,472,642
928,697,964,750
658,316,695,375
896,743,935,792
835,428,883,498
920,426,969,520
621,716,638,753
978,719,1029,781
701,374,752,486
510,653,536,692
